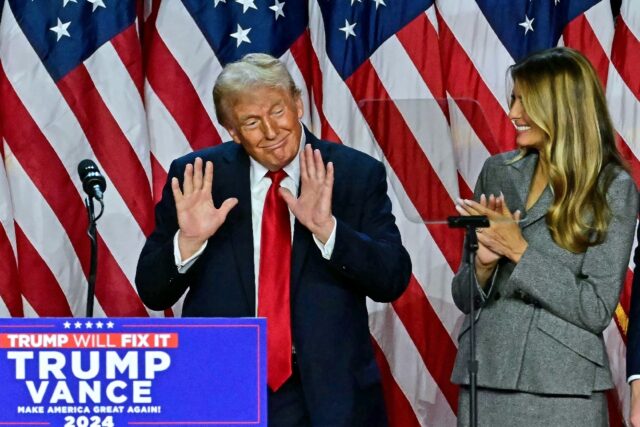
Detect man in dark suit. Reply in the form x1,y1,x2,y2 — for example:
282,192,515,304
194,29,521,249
135,53,411,427
627,223,640,427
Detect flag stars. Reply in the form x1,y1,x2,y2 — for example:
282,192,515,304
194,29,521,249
230,23,251,47
87,0,106,12
350,0,362,5
269,0,285,20
235,0,257,13
519,15,534,35
85,321,93,329
339,19,356,39
214,0,226,6
63,0,77,6
106,321,114,329
63,321,71,329
96,321,104,329
74,321,82,329
372,0,386,9
50,18,71,42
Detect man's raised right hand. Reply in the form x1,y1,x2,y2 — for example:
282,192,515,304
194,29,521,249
171,157,238,259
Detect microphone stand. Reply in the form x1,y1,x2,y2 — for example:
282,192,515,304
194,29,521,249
448,215,489,427
84,196,104,318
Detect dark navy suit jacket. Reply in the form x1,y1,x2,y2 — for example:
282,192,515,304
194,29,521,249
627,222,640,379
135,129,412,426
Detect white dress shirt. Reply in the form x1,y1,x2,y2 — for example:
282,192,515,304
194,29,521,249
173,127,337,314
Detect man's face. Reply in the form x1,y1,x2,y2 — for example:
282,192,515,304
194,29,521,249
225,86,304,171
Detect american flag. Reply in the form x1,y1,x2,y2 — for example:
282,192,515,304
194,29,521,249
0,0,638,425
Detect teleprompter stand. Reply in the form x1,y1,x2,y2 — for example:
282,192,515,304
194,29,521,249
448,215,489,427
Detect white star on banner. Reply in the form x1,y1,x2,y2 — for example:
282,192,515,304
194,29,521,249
269,0,285,20
63,0,77,7
106,321,114,329
339,19,356,39
372,0,386,9
63,321,71,329
85,321,93,328
214,0,226,6
74,321,82,329
49,18,71,41
96,321,104,329
235,0,257,13
87,0,106,12
230,24,251,46
519,15,535,35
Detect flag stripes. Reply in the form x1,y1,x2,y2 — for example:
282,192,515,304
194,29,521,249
1,1,639,425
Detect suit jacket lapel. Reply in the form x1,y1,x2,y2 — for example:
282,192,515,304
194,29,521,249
290,127,317,295
504,151,552,229
220,144,256,314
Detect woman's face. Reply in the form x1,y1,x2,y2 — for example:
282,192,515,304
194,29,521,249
508,83,547,150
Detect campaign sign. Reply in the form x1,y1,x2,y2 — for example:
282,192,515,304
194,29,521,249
0,318,266,427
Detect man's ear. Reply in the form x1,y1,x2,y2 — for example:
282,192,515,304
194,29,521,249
295,95,304,120
226,127,242,145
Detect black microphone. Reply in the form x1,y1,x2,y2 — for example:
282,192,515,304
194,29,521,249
78,159,107,201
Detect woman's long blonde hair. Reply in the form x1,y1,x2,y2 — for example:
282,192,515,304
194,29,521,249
509,47,626,253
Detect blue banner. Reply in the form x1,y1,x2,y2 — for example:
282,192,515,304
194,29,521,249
0,317,266,426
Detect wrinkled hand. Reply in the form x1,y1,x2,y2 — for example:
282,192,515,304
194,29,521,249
172,157,238,259
459,193,527,264
280,145,335,243
631,381,640,427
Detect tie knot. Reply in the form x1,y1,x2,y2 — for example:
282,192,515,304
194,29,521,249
267,170,287,186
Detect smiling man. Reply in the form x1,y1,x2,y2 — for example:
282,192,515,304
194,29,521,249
135,53,411,427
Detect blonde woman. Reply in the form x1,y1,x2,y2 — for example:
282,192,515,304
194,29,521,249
452,47,638,426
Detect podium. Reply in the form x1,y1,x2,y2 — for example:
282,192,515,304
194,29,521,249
0,318,266,426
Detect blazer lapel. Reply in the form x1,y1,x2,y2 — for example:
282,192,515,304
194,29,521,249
503,152,552,229
219,144,256,314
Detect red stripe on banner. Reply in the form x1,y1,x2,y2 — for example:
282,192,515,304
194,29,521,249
141,0,161,54
57,66,153,236
616,134,640,187
347,61,464,270
0,225,23,317
611,16,640,102
93,233,148,317
289,31,341,143
372,337,422,427
436,12,516,155
457,174,474,200
14,225,72,316
111,24,145,99
145,30,222,151
396,12,446,100
613,269,633,343
619,269,634,317
393,276,459,412
607,388,624,427
563,15,610,88
396,13,479,200
0,68,148,317
150,153,167,205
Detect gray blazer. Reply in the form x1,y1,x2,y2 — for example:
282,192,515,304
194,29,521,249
451,150,638,396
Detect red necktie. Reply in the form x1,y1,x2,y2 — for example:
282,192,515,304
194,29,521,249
258,170,292,391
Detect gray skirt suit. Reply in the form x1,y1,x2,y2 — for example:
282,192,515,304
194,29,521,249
451,150,638,426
